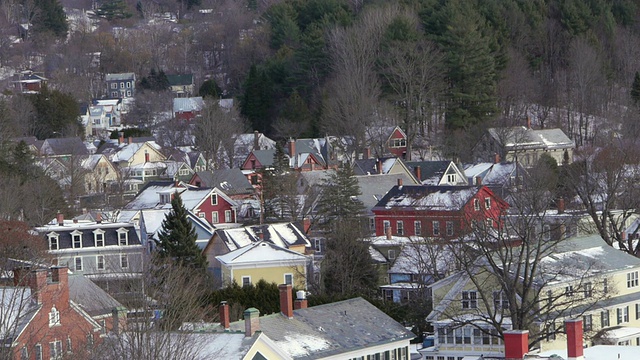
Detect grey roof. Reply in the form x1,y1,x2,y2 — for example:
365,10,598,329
166,74,193,86
355,173,416,215
353,157,400,176
488,126,575,151
36,222,141,249
68,274,124,317
252,149,277,167
173,97,204,112
228,297,415,359
195,169,254,196
105,73,135,81
373,185,480,212
405,161,451,183
41,137,90,156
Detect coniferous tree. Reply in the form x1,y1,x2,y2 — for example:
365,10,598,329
157,192,207,271
317,163,364,229
32,0,68,38
631,71,640,105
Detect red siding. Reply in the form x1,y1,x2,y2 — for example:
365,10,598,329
194,193,236,225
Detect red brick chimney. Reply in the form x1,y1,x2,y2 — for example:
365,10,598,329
288,138,296,158
118,132,124,144
397,178,403,186
363,147,371,160
414,166,421,181
557,197,565,214
294,290,307,310
504,330,529,360
476,176,482,186
377,159,383,174
494,153,501,164
219,301,230,330
279,284,294,319
96,213,102,224
302,217,311,234
244,308,260,337
565,319,584,360
57,212,64,226
144,151,149,163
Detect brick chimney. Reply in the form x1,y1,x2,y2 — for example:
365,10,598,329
57,212,64,226
253,130,260,150
504,330,529,360
96,213,102,224
377,159,383,174
302,217,311,234
244,308,260,337
279,284,294,319
557,197,565,214
476,176,482,186
118,132,124,144
219,301,230,330
294,290,308,310
144,151,149,163
288,138,296,158
494,153,501,164
363,147,371,160
565,319,584,360
397,178,403,187
414,166,421,181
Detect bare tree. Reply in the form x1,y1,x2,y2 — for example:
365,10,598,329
193,102,245,170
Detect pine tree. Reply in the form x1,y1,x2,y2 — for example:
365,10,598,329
631,71,640,105
157,192,207,270
317,164,364,229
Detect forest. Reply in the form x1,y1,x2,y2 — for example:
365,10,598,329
1,0,639,161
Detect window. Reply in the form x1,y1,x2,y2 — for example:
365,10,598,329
314,238,324,253
474,199,480,211
369,218,376,232
126,81,131,88
72,231,82,249
447,174,456,183
583,282,592,298
547,322,556,341
617,306,629,324
35,344,42,360
225,210,232,223
628,271,638,288
212,211,219,224
120,254,128,269
391,138,406,147
160,193,170,204
211,193,218,205
484,197,491,209
20,347,28,360
94,230,105,247
48,233,59,250
493,291,509,309
433,221,440,236
543,224,551,241
583,314,592,331
111,83,117,89
446,221,454,236
565,286,574,297
111,91,118,97
461,291,477,309
49,306,60,327
74,257,83,271
242,276,251,287
198,212,205,218
86,333,94,348
284,274,293,285
601,310,610,328
637,303,640,320
126,90,131,97
120,82,124,88
383,220,391,232
96,255,105,270
414,221,422,236
50,340,62,359
118,229,128,246
396,221,404,235
250,175,259,185
100,319,106,334
388,249,396,260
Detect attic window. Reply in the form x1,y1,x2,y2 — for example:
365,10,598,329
93,229,105,247
47,232,59,250
49,306,60,327
71,230,83,249
391,138,406,148
117,228,128,246
211,194,218,205
159,193,170,204
447,174,457,183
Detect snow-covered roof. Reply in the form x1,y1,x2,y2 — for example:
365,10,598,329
374,185,480,211
488,126,575,151
216,241,307,265
173,97,204,113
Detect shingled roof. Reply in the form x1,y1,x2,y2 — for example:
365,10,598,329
373,185,480,212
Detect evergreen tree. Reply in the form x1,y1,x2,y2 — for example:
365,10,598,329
240,65,272,133
631,71,640,105
27,86,82,140
95,0,133,21
317,164,364,229
139,69,169,91
199,79,222,99
32,0,68,38
157,192,207,270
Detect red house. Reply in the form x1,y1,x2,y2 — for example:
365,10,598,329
4,267,102,360
372,183,509,239
387,126,408,158
190,187,238,225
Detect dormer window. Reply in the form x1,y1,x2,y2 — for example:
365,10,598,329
49,306,60,327
447,174,457,183
117,228,128,246
159,193,170,204
93,230,105,247
71,230,83,249
47,232,59,250
211,193,218,205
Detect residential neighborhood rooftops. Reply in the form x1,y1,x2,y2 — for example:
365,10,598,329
216,241,307,265
373,185,481,211
215,222,311,251
105,73,135,81
487,126,575,151
41,137,90,156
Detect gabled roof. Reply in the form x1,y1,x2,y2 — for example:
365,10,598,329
355,173,418,215
216,241,307,265
105,73,135,81
193,169,254,196
68,274,124,317
173,97,204,113
214,223,311,252
405,160,468,186
110,141,163,163
81,154,109,170
247,149,277,168
373,185,481,212
35,222,142,248
0,287,38,342
41,137,89,156
463,162,520,186
166,74,193,86
228,297,415,359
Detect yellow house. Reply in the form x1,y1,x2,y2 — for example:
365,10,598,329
111,141,166,168
421,234,640,360
81,154,119,194
217,241,309,289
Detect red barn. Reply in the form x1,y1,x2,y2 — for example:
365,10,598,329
372,184,509,239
